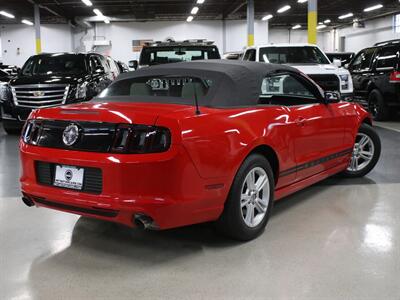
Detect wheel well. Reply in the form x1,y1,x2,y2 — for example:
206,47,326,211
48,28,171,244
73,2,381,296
362,117,372,126
248,145,280,184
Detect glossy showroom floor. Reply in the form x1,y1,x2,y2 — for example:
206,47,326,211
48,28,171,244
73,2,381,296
1,122,399,300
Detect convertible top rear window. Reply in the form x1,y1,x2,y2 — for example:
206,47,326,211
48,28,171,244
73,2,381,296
99,76,214,106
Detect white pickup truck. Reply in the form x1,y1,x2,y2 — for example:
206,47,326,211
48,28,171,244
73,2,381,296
242,44,353,100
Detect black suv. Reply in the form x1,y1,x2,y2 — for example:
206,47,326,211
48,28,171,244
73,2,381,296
129,39,221,70
348,39,400,121
0,52,114,133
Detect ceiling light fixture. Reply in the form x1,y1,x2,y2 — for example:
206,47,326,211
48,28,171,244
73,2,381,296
364,4,383,12
81,0,93,6
191,7,199,14
0,11,15,18
277,5,291,13
317,24,327,30
297,0,308,3
21,19,33,26
93,9,104,17
187,16,194,22
292,24,302,29
324,19,331,24
339,13,354,19
262,14,273,21
104,18,110,24
197,0,205,4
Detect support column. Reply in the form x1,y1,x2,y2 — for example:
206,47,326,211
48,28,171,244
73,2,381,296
222,19,227,53
247,0,254,47
308,0,317,44
34,4,41,54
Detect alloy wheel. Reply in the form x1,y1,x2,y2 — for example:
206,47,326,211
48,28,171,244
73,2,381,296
240,167,270,228
347,133,375,172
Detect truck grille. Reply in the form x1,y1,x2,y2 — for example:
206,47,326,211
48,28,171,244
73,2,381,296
308,74,340,92
11,84,70,109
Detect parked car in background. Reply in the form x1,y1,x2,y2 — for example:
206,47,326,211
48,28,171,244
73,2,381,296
116,61,129,73
20,61,380,241
348,39,400,121
0,52,115,134
223,51,244,60
105,55,121,80
243,44,354,100
0,63,19,77
326,52,355,67
129,39,221,70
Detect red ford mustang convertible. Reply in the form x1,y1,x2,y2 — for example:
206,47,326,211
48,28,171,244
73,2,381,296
20,61,381,240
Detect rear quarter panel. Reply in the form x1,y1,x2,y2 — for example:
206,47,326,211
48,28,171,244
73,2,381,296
156,106,297,189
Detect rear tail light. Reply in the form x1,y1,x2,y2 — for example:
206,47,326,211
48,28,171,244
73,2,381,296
389,71,400,83
111,124,171,154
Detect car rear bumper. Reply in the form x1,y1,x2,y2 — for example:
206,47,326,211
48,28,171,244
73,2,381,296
20,143,229,229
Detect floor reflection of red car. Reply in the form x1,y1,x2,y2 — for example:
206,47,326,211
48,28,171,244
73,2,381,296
20,61,381,241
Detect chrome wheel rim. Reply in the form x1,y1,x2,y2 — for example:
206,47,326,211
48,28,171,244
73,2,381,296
240,167,270,228
347,133,375,172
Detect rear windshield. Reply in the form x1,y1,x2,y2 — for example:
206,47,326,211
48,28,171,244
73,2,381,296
21,54,87,76
140,46,221,65
98,75,214,106
260,46,330,65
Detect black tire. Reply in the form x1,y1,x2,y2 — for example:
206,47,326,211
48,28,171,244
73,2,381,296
368,89,390,121
342,123,381,178
2,121,22,135
216,154,274,241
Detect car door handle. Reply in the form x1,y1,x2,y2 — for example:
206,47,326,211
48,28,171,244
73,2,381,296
295,117,306,126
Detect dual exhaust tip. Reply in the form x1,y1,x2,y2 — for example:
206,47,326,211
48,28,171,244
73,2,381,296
22,196,35,207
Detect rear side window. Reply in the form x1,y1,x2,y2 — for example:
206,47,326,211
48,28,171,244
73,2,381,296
258,74,321,106
375,46,399,70
350,48,376,72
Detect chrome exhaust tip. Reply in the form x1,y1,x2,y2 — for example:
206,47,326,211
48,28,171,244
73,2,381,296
22,196,35,207
133,214,159,230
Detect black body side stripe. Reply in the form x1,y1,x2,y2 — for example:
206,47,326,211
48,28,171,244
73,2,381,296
279,148,353,177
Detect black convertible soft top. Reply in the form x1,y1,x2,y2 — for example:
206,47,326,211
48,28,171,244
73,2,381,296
108,60,300,107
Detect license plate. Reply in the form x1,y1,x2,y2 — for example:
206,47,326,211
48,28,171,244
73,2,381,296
54,165,84,190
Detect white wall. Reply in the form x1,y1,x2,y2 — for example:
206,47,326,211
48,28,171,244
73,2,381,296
336,15,400,53
0,24,72,67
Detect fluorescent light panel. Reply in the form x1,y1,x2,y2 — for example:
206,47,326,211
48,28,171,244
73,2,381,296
364,4,383,12
197,0,205,3
81,0,93,6
262,14,273,21
21,19,33,26
191,7,199,14
104,18,110,24
187,16,194,22
277,5,291,13
317,24,327,29
297,0,308,3
0,11,15,18
93,9,104,17
339,13,353,19
292,24,301,29
324,19,331,24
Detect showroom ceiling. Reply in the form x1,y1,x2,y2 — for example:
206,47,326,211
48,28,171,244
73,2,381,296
0,0,399,27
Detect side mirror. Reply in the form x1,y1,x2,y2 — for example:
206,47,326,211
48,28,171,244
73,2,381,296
333,59,342,68
129,60,139,70
324,91,341,104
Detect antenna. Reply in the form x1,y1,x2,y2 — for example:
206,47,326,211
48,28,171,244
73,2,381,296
192,81,201,115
